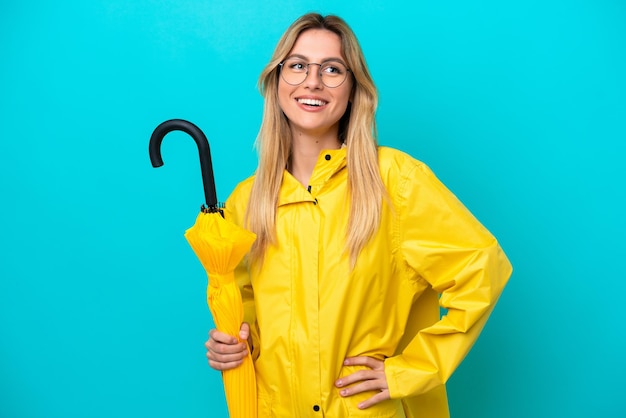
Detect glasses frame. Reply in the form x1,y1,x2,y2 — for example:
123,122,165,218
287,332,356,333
278,58,351,88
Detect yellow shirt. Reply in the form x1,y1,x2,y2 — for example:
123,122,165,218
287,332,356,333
225,147,512,417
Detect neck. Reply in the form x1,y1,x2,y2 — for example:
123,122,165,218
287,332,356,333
288,126,341,187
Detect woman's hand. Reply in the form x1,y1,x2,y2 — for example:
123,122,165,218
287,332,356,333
335,356,390,409
205,322,250,371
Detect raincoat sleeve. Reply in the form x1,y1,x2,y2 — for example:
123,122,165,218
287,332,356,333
224,188,259,359
384,159,512,399
232,258,260,360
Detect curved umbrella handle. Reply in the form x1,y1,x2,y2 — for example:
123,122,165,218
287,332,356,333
149,119,219,211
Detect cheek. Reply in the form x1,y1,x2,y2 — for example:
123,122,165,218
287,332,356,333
336,89,352,114
277,83,292,113
337,80,353,108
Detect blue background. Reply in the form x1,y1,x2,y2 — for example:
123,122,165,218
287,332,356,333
1,1,624,417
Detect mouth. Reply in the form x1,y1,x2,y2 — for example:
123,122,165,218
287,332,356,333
296,98,328,107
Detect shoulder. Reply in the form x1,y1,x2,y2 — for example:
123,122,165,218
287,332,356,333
377,146,431,189
223,174,256,223
377,146,456,209
229,175,256,202
378,146,426,172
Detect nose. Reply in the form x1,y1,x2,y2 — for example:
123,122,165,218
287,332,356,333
304,63,323,88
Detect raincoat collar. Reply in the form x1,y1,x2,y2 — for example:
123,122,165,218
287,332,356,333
278,147,347,207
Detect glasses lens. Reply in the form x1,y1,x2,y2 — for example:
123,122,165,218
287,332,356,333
319,61,348,88
280,58,349,88
281,58,308,85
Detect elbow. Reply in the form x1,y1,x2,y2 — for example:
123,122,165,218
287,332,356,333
439,240,512,332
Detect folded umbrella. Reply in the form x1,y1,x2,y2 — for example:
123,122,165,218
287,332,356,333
149,119,257,418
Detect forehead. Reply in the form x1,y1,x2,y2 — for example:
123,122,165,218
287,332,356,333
288,29,344,61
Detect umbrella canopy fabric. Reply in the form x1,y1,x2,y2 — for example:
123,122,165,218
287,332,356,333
185,211,257,418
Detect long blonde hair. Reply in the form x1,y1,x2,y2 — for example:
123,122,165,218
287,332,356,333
246,13,385,264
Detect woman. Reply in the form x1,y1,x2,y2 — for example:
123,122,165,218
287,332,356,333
206,13,512,417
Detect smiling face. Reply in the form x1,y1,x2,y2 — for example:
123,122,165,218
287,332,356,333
278,29,353,143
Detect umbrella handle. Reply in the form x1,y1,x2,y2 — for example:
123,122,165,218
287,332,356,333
149,119,220,211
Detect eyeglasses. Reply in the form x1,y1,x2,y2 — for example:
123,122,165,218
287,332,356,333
279,57,351,88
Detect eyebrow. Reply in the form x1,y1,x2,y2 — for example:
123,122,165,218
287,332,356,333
285,53,347,65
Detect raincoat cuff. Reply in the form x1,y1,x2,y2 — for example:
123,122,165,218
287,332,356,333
385,356,442,399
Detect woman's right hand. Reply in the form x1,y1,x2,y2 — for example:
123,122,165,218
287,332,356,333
205,322,250,371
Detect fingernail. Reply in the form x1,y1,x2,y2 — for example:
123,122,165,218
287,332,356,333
340,389,347,396
336,380,343,387
343,359,349,365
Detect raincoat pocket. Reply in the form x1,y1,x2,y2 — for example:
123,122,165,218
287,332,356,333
337,365,406,417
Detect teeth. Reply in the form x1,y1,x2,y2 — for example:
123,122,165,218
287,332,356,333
298,98,326,106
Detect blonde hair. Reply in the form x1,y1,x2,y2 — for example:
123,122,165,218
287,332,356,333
246,13,386,265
